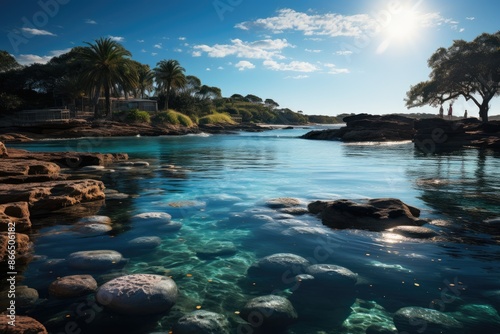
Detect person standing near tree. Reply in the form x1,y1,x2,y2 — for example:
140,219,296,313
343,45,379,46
464,110,468,119
448,104,453,120
439,105,444,118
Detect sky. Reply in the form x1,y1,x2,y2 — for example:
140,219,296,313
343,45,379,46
1,0,499,117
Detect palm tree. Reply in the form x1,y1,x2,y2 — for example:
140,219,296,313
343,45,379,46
79,37,137,118
135,63,154,99
154,59,186,110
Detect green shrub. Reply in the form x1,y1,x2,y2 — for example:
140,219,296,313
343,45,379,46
153,110,194,127
198,113,236,125
126,109,150,123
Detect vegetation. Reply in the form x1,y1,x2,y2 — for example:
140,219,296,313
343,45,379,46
0,37,326,125
198,112,236,125
406,31,500,122
79,38,138,118
125,109,151,123
153,110,194,127
154,59,187,111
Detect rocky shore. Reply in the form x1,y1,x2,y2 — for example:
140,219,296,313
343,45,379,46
302,114,500,151
0,119,266,143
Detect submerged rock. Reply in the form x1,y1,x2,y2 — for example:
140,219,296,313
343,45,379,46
309,198,423,231
96,274,178,315
131,212,182,231
393,306,464,334
449,304,500,332
77,215,112,225
265,197,303,209
248,253,310,279
173,310,230,334
195,241,237,259
128,236,162,250
388,225,438,239
67,250,125,271
49,274,98,298
239,295,297,331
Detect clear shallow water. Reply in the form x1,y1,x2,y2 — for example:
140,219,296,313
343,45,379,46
8,127,500,333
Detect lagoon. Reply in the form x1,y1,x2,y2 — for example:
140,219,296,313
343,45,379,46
9,126,500,333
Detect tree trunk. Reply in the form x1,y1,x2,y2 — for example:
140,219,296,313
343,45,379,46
104,83,111,118
166,86,170,111
479,103,489,123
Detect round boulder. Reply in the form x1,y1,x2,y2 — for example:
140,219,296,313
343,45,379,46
389,226,438,239
0,315,47,334
67,250,125,271
240,295,297,331
71,223,112,235
49,275,98,298
393,307,464,334
265,198,302,209
131,212,182,231
128,236,162,250
96,274,178,315
248,253,310,278
305,264,358,287
173,310,230,334
195,241,237,260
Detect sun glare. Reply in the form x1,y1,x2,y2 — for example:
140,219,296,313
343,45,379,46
377,5,423,54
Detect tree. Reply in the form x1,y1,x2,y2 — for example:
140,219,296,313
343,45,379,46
245,94,263,103
134,62,154,99
79,37,138,118
154,59,186,110
265,98,279,109
197,85,222,100
0,51,22,72
405,31,500,122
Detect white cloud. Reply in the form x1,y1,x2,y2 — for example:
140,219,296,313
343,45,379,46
459,28,465,32
206,68,211,71
137,39,145,43
193,38,292,59
152,52,158,56
109,35,125,42
179,37,186,41
141,49,147,53
192,51,202,57
174,48,182,53
235,8,377,38
263,60,318,72
324,63,349,74
85,19,97,24
16,48,72,65
235,60,255,71
21,27,56,36
305,49,322,53
285,75,309,79
17,54,52,65
466,17,475,20
218,66,224,70
335,50,353,56
154,43,162,49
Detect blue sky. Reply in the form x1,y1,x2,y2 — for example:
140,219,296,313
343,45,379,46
1,0,499,117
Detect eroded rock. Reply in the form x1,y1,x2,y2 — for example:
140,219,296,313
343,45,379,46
0,202,31,232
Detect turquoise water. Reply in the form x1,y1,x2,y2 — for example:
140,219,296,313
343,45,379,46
9,127,500,333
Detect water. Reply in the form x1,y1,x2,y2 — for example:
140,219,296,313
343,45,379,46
6,127,500,333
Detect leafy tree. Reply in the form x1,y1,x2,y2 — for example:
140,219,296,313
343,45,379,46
79,37,138,118
154,59,186,110
132,62,154,99
230,94,246,101
0,51,22,72
406,31,500,122
197,85,222,100
264,98,279,109
245,94,263,103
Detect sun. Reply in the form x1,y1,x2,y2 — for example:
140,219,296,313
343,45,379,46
377,5,422,54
